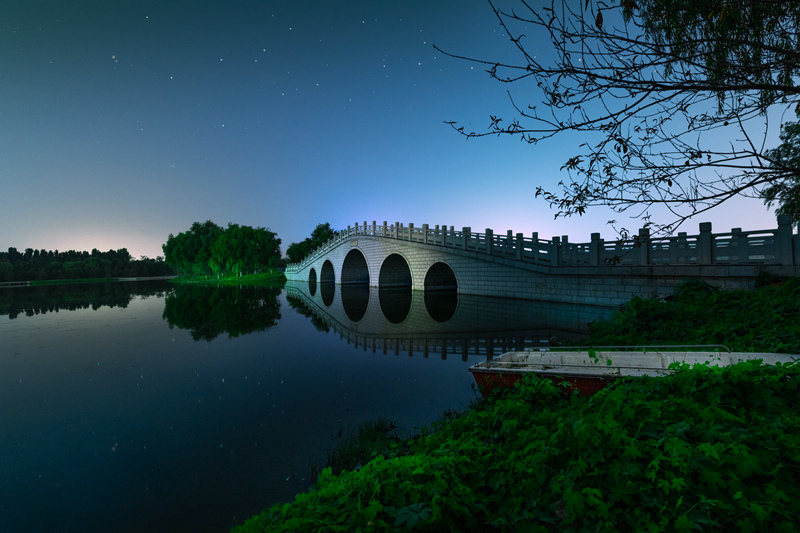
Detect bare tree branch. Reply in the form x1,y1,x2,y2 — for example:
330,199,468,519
439,0,800,233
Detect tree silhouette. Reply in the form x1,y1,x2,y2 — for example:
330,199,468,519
440,0,800,232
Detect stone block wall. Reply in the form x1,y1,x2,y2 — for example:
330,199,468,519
286,234,800,307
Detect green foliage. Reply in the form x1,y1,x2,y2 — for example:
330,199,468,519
286,223,335,263
0,247,173,282
583,279,800,353
162,284,281,341
163,221,281,278
762,111,800,221
627,0,800,110
232,362,800,532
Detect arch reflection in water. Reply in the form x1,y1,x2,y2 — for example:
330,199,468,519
321,280,335,306
284,280,615,362
308,276,317,296
424,289,458,322
341,284,370,322
379,286,412,324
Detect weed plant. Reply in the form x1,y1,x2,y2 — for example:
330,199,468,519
233,360,800,532
582,279,800,353
171,270,285,286
320,418,402,478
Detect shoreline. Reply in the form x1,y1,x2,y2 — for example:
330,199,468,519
0,275,178,288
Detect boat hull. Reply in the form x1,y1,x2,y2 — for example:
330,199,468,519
469,349,798,397
471,369,617,396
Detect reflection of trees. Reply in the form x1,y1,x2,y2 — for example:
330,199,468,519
163,284,281,341
0,281,170,319
286,295,330,333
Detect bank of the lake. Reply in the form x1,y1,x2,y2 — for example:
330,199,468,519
232,279,800,532
170,270,286,286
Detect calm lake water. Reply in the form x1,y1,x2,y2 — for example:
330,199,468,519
0,280,613,532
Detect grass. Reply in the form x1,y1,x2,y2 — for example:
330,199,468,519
170,270,286,286
28,277,116,286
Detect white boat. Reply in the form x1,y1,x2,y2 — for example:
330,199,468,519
469,347,799,396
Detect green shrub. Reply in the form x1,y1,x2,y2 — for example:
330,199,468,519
583,279,800,353
233,361,800,532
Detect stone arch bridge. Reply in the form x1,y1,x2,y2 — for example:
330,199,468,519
284,217,800,307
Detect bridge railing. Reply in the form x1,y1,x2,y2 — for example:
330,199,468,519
284,216,798,273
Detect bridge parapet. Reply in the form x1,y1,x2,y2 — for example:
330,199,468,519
285,215,798,274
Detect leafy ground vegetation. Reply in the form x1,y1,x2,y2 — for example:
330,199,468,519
232,279,800,532
170,270,285,286
582,278,800,354
234,363,800,532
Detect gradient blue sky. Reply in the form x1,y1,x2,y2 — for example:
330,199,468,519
1,0,779,259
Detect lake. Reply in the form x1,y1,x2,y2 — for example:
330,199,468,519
0,280,613,532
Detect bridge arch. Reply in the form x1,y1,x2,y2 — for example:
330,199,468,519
379,253,412,287
424,261,457,291
321,260,335,284
309,267,317,284
341,249,369,285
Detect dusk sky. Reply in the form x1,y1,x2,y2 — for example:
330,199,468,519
2,0,779,260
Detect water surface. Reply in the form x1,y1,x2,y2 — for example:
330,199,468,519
0,281,612,532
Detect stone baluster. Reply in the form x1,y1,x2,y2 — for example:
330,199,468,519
590,233,602,266
698,222,713,264
408,223,414,241
731,228,744,262
531,232,539,262
675,232,685,263
638,227,650,265
551,236,560,266
516,233,524,260
462,227,471,250
777,214,794,266
422,224,429,244
507,230,513,256
485,228,493,254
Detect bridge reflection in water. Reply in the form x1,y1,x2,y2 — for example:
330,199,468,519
285,280,615,362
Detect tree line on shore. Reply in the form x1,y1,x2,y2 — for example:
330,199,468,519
0,247,174,282
161,220,337,278
285,222,335,263
162,221,282,278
